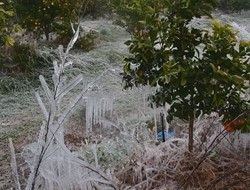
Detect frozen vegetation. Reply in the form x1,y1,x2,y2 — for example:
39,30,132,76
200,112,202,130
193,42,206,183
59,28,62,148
1,11,250,189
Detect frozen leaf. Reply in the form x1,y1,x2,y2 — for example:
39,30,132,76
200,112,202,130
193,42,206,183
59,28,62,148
65,24,80,55
39,75,56,111
56,74,83,100
35,92,49,120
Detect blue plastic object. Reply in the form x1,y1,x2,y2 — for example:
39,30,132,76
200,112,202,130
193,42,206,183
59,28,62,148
157,132,175,141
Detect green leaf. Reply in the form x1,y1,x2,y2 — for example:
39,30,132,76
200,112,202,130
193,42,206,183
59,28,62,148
211,18,222,29
123,63,130,74
217,69,228,77
231,75,244,85
5,36,15,47
210,63,217,72
181,76,187,86
141,54,148,62
4,10,13,16
149,30,158,41
163,63,169,74
138,20,146,25
150,77,158,86
13,24,22,33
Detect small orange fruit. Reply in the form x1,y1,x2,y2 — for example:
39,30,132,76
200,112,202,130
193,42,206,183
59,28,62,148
224,120,235,133
224,118,245,132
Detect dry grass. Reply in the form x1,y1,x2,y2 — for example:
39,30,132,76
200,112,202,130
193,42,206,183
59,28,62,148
115,123,250,190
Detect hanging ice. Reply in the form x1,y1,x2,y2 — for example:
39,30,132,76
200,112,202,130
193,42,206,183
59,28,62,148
85,94,114,134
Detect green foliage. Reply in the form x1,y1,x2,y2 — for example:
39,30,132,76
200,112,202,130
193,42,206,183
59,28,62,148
53,22,75,46
0,2,16,48
55,25,100,51
0,42,51,77
13,0,82,40
122,0,250,132
75,31,99,51
217,0,250,13
109,0,161,32
11,42,38,73
109,0,217,33
82,0,110,19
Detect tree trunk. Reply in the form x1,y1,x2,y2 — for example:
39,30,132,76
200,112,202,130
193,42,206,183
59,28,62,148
44,25,50,41
188,116,194,152
160,113,165,142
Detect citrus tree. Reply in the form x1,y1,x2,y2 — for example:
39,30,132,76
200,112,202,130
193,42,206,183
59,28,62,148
13,0,82,40
109,0,166,33
122,0,250,151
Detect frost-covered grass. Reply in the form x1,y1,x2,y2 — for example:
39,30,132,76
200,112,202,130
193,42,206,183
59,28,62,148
1,14,250,189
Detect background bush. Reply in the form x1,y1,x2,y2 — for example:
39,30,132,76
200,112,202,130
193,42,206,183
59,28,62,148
81,0,110,19
74,30,100,51
217,0,250,13
0,41,53,76
11,42,38,74
108,0,159,33
55,24,100,51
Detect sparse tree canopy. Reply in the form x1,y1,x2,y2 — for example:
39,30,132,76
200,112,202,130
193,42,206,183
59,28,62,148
122,0,250,151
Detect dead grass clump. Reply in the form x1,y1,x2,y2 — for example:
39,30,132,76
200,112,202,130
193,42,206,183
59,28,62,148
116,138,186,189
207,165,250,190
115,126,250,190
116,141,217,189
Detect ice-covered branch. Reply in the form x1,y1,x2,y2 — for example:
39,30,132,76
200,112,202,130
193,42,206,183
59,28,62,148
8,138,21,190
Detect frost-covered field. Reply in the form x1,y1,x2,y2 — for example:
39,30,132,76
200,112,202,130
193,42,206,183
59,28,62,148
0,12,250,189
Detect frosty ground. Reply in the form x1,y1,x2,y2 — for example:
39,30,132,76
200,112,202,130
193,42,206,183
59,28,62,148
1,12,250,189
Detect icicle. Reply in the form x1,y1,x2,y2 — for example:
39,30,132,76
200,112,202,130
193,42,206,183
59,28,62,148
53,60,60,77
152,103,158,140
85,94,114,135
86,97,93,134
241,133,250,153
142,85,154,112
162,103,170,132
